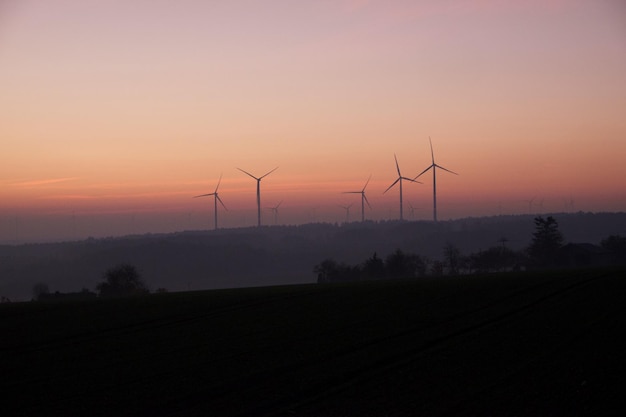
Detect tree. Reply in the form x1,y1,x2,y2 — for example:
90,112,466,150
32,282,50,301
96,264,149,297
601,235,626,265
527,216,564,267
314,259,339,283
443,243,462,275
362,252,385,280
385,249,417,279
470,246,521,273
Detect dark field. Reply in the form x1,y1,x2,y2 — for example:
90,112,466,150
2,269,625,416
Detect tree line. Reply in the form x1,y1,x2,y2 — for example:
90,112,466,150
314,216,626,283
32,263,159,302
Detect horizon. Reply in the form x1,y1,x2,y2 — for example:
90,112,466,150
2,1,625,243
2,209,624,246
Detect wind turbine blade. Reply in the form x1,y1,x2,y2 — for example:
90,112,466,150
435,164,459,175
214,173,223,192
260,166,279,179
237,167,259,180
401,176,421,184
276,200,283,208
429,136,435,164
194,193,215,198
342,191,360,194
394,154,401,176
383,178,400,194
414,165,433,180
216,195,227,210
363,193,372,209
362,174,372,191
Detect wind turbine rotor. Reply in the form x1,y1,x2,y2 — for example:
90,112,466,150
214,173,223,192
414,165,433,181
362,174,372,191
429,136,435,164
384,178,400,194
216,195,227,210
260,166,279,179
363,193,372,209
434,164,459,175
394,154,401,176
236,167,259,180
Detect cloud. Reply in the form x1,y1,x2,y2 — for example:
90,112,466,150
8,177,79,188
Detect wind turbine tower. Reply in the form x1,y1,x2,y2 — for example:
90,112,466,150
408,202,419,219
267,201,282,225
383,154,420,220
194,174,227,230
343,175,372,222
414,137,458,222
237,167,278,227
339,203,353,223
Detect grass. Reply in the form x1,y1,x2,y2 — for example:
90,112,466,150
2,268,625,416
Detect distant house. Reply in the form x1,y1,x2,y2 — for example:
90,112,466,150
558,243,611,268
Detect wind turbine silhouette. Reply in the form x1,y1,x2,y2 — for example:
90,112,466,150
237,166,278,227
266,200,282,225
408,202,419,219
343,175,371,222
339,203,353,223
414,137,458,222
383,154,421,221
194,174,227,230
523,196,536,215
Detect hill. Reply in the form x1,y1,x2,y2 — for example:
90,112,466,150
1,212,625,301
2,268,625,416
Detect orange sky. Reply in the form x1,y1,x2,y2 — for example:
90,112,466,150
1,0,625,242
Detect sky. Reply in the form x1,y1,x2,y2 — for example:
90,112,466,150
1,0,625,242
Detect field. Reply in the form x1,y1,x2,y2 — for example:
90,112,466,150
2,268,625,416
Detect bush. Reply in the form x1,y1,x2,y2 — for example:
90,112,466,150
96,264,149,297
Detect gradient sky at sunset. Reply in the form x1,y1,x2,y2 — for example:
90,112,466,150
2,0,625,242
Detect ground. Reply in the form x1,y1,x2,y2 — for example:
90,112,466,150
2,268,625,416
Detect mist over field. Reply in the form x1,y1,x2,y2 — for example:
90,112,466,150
1,212,624,302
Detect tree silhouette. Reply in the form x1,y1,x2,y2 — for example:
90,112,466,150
314,259,339,284
32,282,50,301
443,243,462,275
600,235,626,265
96,264,148,297
528,216,563,267
362,253,385,280
470,246,521,273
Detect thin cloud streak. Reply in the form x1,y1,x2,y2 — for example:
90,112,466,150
7,177,79,188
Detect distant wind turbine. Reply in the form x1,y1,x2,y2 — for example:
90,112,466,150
383,154,421,221
339,203,353,223
408,202,420,219
414,137,458,222
523,196,536,215
237,166,278,227
343,175,372,222
194,174,227,230
266,201,283,225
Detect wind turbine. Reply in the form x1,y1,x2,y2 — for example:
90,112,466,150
343,175,372,222
194,174,227,230
414,137,458,222
408,202,420,219
383,154,421,221
523,196,536,215
266,200,283,225
339,203,353,223
237,166,278,227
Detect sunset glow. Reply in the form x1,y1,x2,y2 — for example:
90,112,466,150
2,0,625,242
